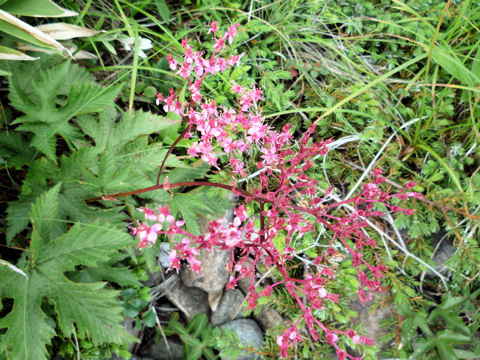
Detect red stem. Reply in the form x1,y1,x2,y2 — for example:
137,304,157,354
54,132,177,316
156,124,191,185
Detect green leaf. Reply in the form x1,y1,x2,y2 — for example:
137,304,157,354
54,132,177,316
69,264,140,287
108,109,180,152
154,0,170,22
181,335,202,351
187,313,208,337
0,10,64,50
142,309,157,328
441,296,466,311
0,131,36,168
184,342,202,360
409,338,436,359
29,183,61,245
442,312,471,336
0,0,77,17
437,330,471,344
0,45,37,60
417,142,464,194
454,349,480,359
170,187,230,235
431,46,480,88
168,319,189,337
0,223,136,360
6,195,35,242
414,312,433,336
9,61,121,160
437,341,457,360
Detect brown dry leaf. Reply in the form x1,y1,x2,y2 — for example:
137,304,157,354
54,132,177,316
0,9,65,51
17,43,97,60
0,45,38,60
35,23,99,40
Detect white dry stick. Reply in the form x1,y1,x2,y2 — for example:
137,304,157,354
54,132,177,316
152,306,172,359
0,259,27,277
344,117,422,200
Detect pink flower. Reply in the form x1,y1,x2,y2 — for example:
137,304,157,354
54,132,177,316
226,23,239,44
166,54,178,70
207,20,218,35
163,176,170,191
325,332,338,345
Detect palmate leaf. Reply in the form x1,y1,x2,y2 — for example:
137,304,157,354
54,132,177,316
8,61,121,160
0,193,136,360
170,187,232,235
76,107,181,153
0,131,36,169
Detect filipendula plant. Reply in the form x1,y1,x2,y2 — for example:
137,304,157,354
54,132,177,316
0,184,136,359
91,22,423,359
0,55,231,359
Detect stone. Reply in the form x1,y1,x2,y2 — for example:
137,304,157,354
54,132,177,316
208,290,224,312
220,319,264,360
164,274,209,319
211,289,245,326
180,248,230,294
139,340,184,360
254,307,283,331
158,242,172,269
350,293,394,355
122,317,140,352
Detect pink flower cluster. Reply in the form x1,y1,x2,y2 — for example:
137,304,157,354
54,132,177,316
132,22,422,359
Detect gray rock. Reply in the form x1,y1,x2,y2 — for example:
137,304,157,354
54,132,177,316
431,234,455,274
165,275,209,319
140,340,184,360
208,290,224,312
105,355,153,360
211,289,245,326
158,242,171,269
350,293,394,355
220,319,264,360
180,248,230,294
122,317,140,352
254,307,283,331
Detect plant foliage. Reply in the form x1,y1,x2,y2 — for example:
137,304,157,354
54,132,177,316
0,186,136,360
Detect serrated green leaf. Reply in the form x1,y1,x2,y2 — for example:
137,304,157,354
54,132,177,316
0,131,36,169
6,195,35,242
108,109,180,152
69,264,140,287
29,183,61,245
0,223,136,360
9,61,121,160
